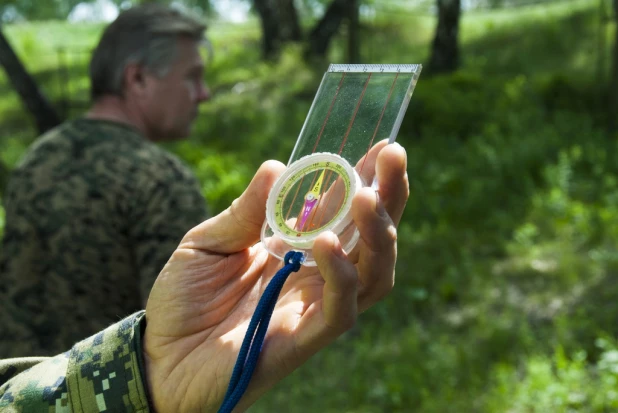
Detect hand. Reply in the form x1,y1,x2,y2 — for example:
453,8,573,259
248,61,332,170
143,142,409,412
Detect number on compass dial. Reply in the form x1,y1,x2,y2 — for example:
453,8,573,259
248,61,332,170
273,160,352,239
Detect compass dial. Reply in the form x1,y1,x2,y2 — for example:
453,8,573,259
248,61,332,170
265,153,362,251
274,161,350,236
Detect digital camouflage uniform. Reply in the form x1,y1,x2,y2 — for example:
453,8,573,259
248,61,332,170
0,118,208,358
0,311,152,412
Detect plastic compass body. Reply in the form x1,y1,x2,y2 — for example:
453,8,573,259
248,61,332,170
261,152,364,265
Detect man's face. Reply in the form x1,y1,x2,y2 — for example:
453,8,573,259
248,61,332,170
140,37,210,141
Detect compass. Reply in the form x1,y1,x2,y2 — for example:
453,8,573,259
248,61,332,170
262,153,363,265
260,63,422,266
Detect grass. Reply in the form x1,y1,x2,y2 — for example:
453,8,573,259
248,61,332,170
1,0,618,411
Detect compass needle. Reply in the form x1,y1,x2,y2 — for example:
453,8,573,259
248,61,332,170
297,169,326,231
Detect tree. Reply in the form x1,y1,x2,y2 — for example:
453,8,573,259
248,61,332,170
347,0,360,63
609,0,618,133
0,27,62,134
307,0,352,57
254,0,302,59
253,0,359,60
428,0,461,74
0,157,8,195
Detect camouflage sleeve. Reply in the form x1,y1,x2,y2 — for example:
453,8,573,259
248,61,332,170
132,171,208,306
0,311,151,412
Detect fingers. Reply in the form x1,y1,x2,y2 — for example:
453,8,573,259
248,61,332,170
180,160,286,253
322,142,407,310
374,142,409,226
355,139,389,184
313,232,359,333
352,188,398,312
292,231,359,355
348,142,408,262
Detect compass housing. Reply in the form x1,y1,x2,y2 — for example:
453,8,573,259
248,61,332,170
262,153,363,266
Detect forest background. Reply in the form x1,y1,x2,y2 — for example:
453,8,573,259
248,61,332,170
1,0,618,411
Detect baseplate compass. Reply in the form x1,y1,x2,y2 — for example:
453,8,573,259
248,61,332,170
261,64,422,265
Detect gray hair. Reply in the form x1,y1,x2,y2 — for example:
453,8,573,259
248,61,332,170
89,4,207,100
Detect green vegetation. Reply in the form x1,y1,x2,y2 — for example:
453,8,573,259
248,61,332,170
1,0,618,410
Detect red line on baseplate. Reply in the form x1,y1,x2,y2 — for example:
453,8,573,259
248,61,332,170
337,73,372,155
360,72,399,174
312,73,347,153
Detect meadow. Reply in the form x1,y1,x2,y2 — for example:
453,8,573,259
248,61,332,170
2,1,618,411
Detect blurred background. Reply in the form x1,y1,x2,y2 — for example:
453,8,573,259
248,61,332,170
1,0,618,411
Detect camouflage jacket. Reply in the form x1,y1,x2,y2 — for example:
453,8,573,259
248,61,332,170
0,118,208,358
0,311,151,412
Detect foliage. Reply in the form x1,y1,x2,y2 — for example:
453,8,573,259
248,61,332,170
0,0,213,22
1,0,617,411
486,339,618,412
1,0,82,21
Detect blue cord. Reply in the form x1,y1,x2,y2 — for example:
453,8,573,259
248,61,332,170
217,250,304,413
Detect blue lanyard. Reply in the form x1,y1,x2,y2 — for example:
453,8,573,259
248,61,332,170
217,250,305,413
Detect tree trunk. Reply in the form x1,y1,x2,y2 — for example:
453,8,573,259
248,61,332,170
347,0,360,63
277,0,302,42
0,28,62,134
428,0,461,74
0,159,8,196
253,0,301,59
307,0,350,57
253,0,350,60
597,0,608,83
254,0,280,58
609,0,618,134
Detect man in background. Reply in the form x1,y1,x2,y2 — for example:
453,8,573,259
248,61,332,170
0,4,210,357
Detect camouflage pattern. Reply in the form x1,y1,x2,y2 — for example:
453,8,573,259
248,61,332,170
0,118,208,358
0,311,150,412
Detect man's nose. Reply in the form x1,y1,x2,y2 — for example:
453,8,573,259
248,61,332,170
197,83,211,103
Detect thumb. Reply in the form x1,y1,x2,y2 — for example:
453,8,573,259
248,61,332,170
180,160,286,253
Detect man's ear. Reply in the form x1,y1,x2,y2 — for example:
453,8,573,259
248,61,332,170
123,63,149,98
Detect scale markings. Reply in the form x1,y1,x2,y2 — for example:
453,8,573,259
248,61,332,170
327,64,421,73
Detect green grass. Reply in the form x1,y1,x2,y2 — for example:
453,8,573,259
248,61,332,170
1,1,618,411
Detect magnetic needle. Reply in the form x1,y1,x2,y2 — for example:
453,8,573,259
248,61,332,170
262,153,363,265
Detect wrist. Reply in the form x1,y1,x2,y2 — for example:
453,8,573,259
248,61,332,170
139,316,159,412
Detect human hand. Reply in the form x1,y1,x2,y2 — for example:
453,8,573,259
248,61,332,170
143,142,409,412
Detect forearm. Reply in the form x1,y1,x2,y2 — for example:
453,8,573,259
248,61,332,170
0,312,151,412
